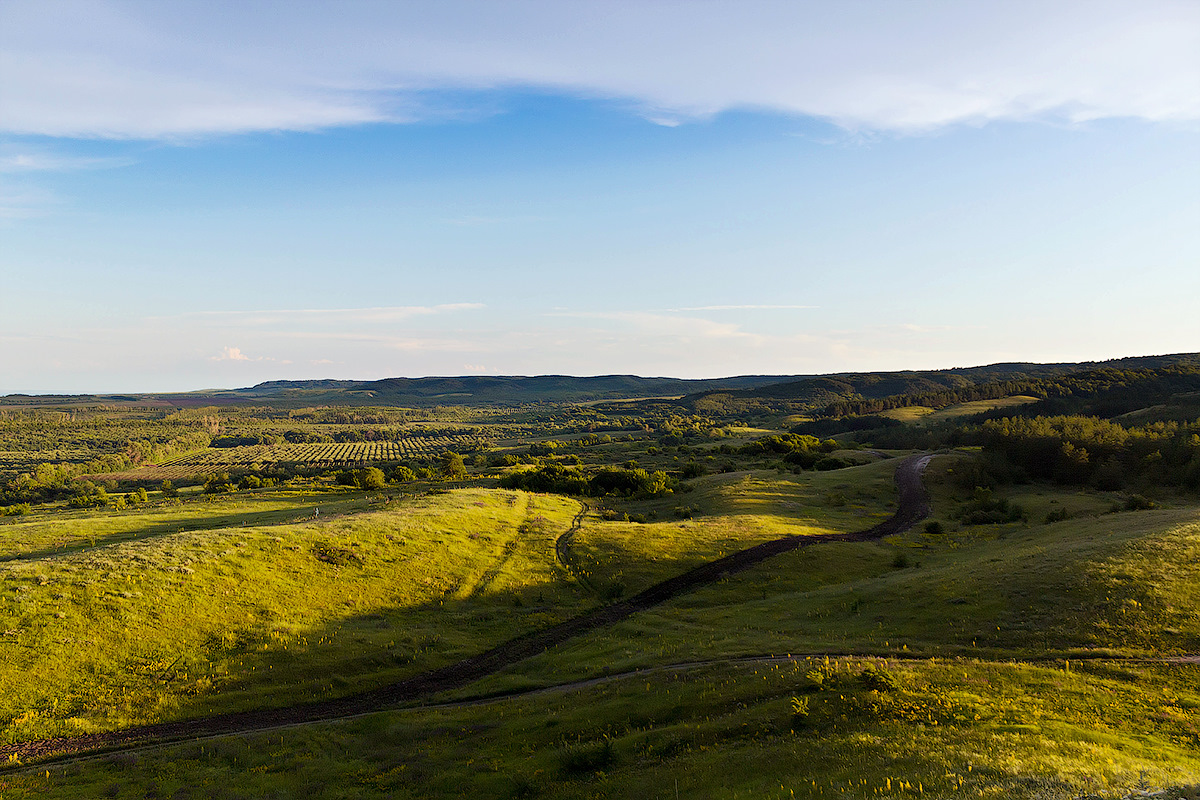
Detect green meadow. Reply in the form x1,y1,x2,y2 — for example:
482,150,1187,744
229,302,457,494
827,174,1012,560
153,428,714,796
1,376,1199,798
0,487,587,742
2,463,1198,798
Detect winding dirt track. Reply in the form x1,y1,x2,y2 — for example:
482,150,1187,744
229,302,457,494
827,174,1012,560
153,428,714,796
554,500,595,592
0,455,933,765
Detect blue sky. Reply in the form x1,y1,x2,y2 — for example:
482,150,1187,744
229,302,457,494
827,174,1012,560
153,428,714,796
2,1,1198,393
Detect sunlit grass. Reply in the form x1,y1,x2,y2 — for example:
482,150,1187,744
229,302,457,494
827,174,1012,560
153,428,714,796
3,456,1200,798
0,488,584,743
571,461,899,596
7,658,1198,799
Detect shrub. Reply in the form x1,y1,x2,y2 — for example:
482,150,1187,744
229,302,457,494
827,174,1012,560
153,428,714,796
203,472,235,494
1044,507,1070,524
959,486,1024,525
68,483,109,508
790,695,810,727
859,666,899,692
560,739,613,776
336,467,388,490
357,467,387,490
312,542,363,567
440,451,467,480
602,581,625,600
1124,494,1157,511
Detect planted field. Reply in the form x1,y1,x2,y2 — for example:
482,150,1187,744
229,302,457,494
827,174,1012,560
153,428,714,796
89,436,482,481
0,450,93,477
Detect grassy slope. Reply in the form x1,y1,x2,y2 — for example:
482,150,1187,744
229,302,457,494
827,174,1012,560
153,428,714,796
3,658,1198,799
572,461,899,598
878,395,1040,425
0,488,585,743
3,458,1200,798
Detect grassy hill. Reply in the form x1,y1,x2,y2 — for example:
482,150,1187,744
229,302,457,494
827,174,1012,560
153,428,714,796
4,358,1200,797
2,455,1199,798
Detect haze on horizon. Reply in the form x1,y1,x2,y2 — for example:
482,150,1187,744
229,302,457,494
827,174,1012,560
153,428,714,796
1,0,1198,394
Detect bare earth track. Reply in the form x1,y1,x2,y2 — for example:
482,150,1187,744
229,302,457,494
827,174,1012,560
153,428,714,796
1,455,933,765
555,500,595,593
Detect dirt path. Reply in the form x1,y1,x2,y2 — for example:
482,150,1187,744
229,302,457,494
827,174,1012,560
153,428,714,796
12,648,1200,776
554,500,594,592
0,455,933,766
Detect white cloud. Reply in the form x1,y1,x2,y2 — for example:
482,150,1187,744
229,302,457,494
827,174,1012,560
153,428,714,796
211,346,252,361
1,1,1196,139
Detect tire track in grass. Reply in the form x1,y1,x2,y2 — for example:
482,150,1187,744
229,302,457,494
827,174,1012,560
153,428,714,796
0,455,933,765
9,650,1200,775
457,493,529,601
555,501,595,593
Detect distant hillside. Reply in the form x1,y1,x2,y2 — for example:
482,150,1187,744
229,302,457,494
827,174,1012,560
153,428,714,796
5,353,1198,409
230,374,802,406
677,353,1200,415
242,379,362,393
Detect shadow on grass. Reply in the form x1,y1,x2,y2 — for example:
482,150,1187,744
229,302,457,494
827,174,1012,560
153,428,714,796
0,491,386,564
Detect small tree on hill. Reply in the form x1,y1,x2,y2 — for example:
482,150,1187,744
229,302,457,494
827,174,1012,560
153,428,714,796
357,467,387,490
440,451,467,481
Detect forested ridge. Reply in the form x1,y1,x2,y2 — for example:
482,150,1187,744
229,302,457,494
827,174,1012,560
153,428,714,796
820,366,1200,418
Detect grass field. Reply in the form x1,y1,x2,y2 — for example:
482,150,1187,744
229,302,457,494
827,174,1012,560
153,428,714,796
2,657,1198,799
0,488,586,743
878,396,1040,425
573,461,900,598
2,419,1200,798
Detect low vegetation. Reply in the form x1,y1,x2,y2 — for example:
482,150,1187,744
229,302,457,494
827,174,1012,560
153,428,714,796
1,358,1200,797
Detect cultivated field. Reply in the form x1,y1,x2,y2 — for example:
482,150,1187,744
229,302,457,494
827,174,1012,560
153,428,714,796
89,436,483,481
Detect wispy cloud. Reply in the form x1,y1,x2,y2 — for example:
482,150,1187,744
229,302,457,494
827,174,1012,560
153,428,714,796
668,304,817,312
157,304,484,326
2,1,1196,139
0,183,57,219
0,152,135,173
547,310,765,345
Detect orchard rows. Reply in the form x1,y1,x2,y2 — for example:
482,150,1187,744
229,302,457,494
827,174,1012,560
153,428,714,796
89,436,481,481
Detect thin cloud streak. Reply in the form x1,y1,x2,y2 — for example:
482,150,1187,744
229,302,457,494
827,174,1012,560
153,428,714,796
668,304,817,312
0,152,135,172
2,1,1196,139
151,304,485,325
